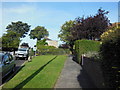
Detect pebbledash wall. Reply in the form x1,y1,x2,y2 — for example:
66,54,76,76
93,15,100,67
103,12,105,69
82,57,105,88
46,39,58,48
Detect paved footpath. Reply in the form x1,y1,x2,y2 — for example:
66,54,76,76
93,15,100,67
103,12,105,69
54,56,96,88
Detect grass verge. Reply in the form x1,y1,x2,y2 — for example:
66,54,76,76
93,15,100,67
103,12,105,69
3,55,67,88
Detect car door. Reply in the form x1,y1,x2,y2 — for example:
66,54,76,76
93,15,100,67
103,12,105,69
8,54,15,70
2,55,11,77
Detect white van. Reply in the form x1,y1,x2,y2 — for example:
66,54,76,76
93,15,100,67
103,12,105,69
15,48,29,60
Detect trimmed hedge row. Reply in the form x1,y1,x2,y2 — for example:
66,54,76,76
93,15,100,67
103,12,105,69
37,45,70,55
74,39,100,64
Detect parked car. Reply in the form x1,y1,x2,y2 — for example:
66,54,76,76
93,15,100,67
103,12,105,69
0,52,16,79
15,48,29,60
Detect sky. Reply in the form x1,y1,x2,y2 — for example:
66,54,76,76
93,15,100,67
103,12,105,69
1,1,119,47
1,0,120,2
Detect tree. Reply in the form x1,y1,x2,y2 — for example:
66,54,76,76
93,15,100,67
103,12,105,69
89,8,110,39
71,17,87,40
6,21,31,38
37,39,48,46
29,26,49,40
59,44,69,49
1,21,30,51
2,31,20,48
58,20,75,43
72,8,110,40
58,20,75,54
59,8,110,54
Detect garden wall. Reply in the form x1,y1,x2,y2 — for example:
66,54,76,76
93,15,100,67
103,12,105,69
82,57,105,88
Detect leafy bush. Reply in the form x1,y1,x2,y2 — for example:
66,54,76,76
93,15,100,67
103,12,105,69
100,27,120,88
36,39,70,55
37,45,69,55
37,39,48,46
74,39,100,64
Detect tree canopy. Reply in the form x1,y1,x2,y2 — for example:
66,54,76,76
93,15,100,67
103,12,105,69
6,21,31,38
58,20,75,43
58,8,110,54
37,39,48,46
58,20,76,54
1,31,20,48
72,8,110,40
29,26,49,40
1,21,30,50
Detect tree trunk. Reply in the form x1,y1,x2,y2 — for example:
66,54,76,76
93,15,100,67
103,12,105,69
69,43,74,55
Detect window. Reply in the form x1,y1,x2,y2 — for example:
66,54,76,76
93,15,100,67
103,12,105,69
18,49,26,51
3,55,9,62
9,54,13,61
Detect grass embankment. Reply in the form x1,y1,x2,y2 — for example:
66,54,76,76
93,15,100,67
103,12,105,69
3,55,67,88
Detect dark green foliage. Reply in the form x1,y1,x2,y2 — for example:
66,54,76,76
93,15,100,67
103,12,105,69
58,20,75,43
36,39,69,55
36,45,69,55
37,39,48,46
1,31,20,48
100,27,120,88
75,39,100,63
58,20,75,54
1,21,30,51
6,21,31,38
29,26,49,40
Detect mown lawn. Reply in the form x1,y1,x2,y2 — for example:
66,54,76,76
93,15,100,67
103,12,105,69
3,55,67,88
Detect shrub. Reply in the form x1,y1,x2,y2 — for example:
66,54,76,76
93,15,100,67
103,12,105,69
100,29,115,41
37,45,69,55
74,39,100,64
100,27,120,88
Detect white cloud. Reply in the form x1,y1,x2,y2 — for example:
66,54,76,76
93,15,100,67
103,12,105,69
3,4,36,14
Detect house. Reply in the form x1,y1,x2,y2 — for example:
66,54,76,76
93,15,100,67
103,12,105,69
45,37,58,48
109,22,120,28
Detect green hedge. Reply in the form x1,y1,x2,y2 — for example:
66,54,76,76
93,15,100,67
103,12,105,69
100,27,120,88
37,45,70,55
74,39,100,63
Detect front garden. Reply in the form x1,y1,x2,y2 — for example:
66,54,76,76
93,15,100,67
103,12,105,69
3,55,67,88
73,26,120,88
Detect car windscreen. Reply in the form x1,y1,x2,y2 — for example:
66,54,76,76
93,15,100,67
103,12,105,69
18,49,26,51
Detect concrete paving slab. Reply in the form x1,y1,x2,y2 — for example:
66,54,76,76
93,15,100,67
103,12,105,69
54,56,96,89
